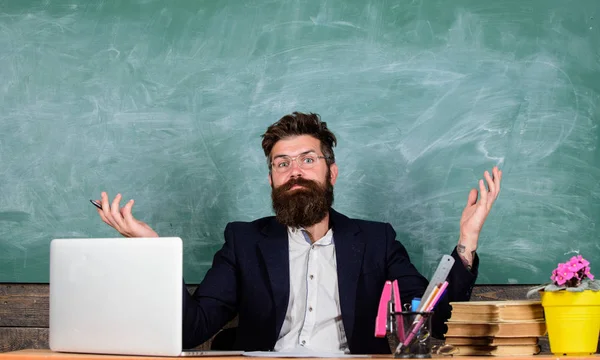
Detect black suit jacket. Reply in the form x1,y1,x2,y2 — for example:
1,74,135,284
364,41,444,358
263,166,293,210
182,209,478,354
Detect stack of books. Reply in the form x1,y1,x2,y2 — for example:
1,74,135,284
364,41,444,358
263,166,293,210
445,300,546,356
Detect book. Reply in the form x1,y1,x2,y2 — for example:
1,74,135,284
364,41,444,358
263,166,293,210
445,321,547,337
449,300,543,322
445,336,539,346
452,344,541,356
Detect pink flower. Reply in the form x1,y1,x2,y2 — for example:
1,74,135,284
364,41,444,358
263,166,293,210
567,257,585,272
559,263,575,278
554,273,568,286
552,263,575,286
550,255,594,287
577,255,590,267
585,266,595,281
550,269,558,282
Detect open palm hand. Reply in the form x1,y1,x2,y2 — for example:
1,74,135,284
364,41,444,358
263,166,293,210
460,166,502,249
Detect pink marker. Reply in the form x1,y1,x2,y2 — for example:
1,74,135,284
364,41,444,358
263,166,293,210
426,281,448,312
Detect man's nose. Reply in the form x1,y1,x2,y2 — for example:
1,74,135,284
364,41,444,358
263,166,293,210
289,159,303,177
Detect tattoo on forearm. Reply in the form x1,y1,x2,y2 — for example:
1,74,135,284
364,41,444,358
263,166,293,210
457,244,476,271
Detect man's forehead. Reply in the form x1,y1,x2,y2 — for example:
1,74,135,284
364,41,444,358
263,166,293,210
271,135,321,156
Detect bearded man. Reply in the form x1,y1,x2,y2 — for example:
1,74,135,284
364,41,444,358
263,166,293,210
95,112,502,354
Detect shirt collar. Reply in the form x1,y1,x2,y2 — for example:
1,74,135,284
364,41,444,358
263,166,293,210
287,226,334,246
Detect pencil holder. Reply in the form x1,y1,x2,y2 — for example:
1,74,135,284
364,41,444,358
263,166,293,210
393,311,433,358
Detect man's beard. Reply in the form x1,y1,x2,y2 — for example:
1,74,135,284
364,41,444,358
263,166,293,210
271,175,334,228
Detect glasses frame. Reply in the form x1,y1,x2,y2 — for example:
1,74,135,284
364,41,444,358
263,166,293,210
270,152,330,173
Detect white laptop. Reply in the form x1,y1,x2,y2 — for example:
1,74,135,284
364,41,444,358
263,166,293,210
49,237,243,357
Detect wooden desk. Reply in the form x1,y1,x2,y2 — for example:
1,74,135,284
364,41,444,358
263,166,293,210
0,349,209,359
0,350,598,360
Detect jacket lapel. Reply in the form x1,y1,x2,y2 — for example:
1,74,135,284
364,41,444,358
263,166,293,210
257,218,290,342
330,209,365,345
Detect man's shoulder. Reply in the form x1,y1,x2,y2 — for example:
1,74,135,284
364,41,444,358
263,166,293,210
347,216,388,227
332,209,389,227
350,217,392,236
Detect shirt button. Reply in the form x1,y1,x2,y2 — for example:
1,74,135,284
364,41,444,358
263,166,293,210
301,340,306,346
309,306,313,312
311,245,315,250
309,274,314,280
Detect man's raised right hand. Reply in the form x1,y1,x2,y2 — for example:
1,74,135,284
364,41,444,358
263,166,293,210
94,192,159,238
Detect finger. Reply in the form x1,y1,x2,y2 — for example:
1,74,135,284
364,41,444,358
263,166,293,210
493,167,502,196
121,199,135,224
100,192,118,228
478,179,488,206
484,170,495,195
110,193,126,229
100,192,110,210
466,188,478,206
96,208,112,225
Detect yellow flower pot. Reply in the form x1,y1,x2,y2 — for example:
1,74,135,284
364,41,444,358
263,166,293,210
541,290,600,356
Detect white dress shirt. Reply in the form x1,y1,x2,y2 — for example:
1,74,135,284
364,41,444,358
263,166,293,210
273,227,348,353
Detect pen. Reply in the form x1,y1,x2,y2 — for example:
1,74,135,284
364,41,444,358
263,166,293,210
90,199,102,210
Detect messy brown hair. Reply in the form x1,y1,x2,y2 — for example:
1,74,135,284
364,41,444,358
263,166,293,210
261,112,337,170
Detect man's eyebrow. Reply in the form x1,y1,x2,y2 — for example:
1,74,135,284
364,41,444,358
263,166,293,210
272,150,317,159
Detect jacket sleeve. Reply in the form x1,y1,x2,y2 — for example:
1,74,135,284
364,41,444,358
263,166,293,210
182,223,239,349
385,224,478,339
385,224,430,308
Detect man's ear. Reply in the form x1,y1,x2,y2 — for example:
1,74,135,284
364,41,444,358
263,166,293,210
268,172,273,187
329,163,339,186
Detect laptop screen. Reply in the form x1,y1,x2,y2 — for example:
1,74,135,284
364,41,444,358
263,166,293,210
49,237,184,356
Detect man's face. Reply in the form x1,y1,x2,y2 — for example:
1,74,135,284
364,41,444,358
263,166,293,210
269,135,338,228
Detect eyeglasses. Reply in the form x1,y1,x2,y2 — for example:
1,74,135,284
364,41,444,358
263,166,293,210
271,153,329,173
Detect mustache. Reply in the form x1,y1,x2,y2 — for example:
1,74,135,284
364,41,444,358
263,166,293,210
279,177,320,191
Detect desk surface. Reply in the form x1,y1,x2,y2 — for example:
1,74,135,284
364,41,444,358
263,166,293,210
0,350,599,360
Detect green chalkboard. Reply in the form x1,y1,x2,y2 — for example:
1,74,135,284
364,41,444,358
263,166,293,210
1,0,599,284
